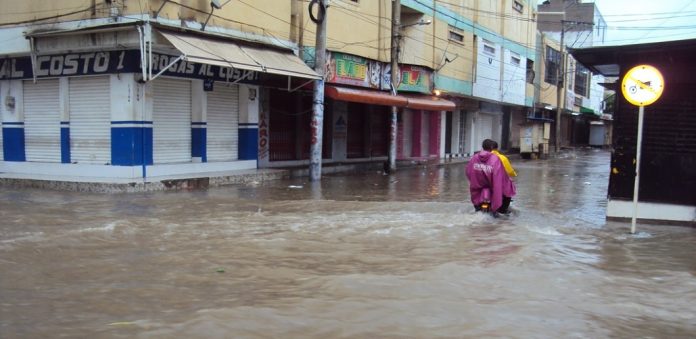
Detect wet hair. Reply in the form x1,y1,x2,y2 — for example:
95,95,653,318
482,139,496,151
491,140,499,150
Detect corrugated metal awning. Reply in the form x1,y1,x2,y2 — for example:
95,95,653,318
159,30,320,80
325,86,456,111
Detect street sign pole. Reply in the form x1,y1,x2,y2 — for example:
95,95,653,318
620,64,664,234
630,105,645,234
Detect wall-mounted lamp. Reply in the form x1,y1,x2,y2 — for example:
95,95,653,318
202,0,233,30
211,0,232,9
400,19,432,29
433,89,442,96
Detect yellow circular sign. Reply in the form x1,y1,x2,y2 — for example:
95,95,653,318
621,65,664,107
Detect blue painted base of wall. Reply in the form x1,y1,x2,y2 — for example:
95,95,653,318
2,127,25,161
238,128,258,160
111,127,153,166
61,126,70,163
192,128,207,162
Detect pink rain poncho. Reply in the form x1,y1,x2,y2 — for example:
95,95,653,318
465,150,507,212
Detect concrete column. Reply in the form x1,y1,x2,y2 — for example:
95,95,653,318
0,80,25,161
59,78,70,163
111,74,152,166
191,79,206,163
257,88,270,167
238,84,259,161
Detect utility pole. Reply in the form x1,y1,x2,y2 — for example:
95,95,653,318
553,19,593,154
555,22,565,154
309,0,328,181
388,0,401,173
540,10,567,154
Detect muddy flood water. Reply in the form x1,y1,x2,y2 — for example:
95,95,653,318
1,149,695,338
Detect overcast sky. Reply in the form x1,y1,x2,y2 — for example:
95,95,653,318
589,0,696,45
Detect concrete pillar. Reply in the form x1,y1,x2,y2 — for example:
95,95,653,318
238,84,259,161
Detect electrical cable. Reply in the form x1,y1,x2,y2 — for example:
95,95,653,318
0,5,97,27
308,0,326,24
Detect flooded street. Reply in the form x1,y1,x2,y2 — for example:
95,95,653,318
1,149,695,338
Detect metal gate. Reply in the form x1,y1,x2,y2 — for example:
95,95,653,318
206,84,239,162
347,107,366,158
24,79,60,162
69,76,111,164
458,111,467,155
369,110,388,157
153,78,192,164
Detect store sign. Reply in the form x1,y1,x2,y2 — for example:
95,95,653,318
0,51,139,79
382,64,433,94
0,50,261,85
397,65,432,93
150,53,259,83
326,52,381,89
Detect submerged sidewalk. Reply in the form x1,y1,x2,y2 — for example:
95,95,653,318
0,157,470,193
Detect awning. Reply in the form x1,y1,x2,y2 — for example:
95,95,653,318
580,106,598,115
569,38,696,77
325,86,456,111
159,30,320,80
402,95,457,111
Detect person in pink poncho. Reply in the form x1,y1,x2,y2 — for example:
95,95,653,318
491,140,517,214
465,139,511,214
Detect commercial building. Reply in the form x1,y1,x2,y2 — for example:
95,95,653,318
536,0,610,151
0,0,537,184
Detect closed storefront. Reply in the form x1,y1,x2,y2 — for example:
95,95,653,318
0,114,3,160
153,78,192,164
345,103,389,159
444,110,468,157
369,108,389,157
346,103,366,158
207,84,239,162
24,79,61,163
476,113,494,149
69,76,111,164
267,89,323,161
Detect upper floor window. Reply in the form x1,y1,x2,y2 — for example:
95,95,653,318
574,64,590,97
483,39,496,55
511,53,521,66
513,1,524,14
544,46,561,86
448,25,464,44
526,59,535,84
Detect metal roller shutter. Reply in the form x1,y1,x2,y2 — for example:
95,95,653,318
0,113,3,160
153,78,191,164
207,84,239,162
24,79,60,162
69,76,111,164
475,113,494,152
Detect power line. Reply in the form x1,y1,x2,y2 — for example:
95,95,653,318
0,4,97,27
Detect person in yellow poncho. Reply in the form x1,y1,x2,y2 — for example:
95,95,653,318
491,141,516,214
